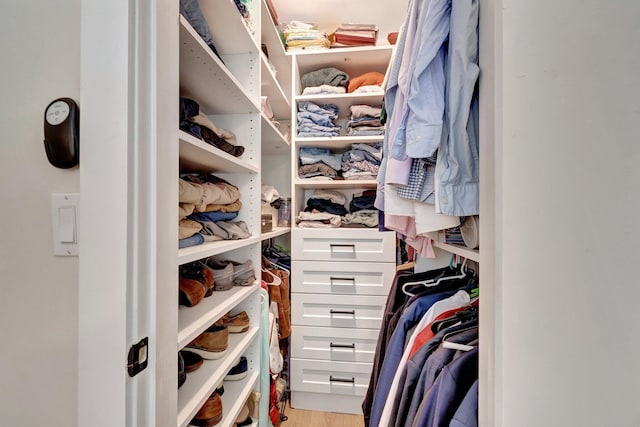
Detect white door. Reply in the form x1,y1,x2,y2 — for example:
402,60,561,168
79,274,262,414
79,1,178,426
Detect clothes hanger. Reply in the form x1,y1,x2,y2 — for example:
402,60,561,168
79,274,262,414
431,305,479,334
401,258,469,296
261,268,282,286
441,325,478,352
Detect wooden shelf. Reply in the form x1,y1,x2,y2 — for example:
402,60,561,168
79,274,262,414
179,16,260,115
293,178,378,189
261,227,291,240
199,0,259,55
179,130,259,174
178,285,260,349
260,0,292,96
261,53,291,119
177,326,259,427
296,135,383,149
432,241,480,263
261,115,290,154
178,236,261,265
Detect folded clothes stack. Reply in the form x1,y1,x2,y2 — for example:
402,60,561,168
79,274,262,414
295,189,379,229
178,173,251,248
347,104,385,136
298,147,342,179
341,143,383,180
347,71,385,94
300,66,349,94
180,97,245,157
297,101,341,138
284,21,330,51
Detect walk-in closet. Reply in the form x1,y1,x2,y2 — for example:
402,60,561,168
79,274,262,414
3,1,638,427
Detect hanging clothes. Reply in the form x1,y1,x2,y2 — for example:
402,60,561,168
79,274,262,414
363,263,479,427
376,0,480,258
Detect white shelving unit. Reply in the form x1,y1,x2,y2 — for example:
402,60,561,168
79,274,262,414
287,45,396,415
260,0,292,240
176,1,273,427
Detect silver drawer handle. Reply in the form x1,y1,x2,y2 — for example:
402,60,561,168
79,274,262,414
330,376,355,384
330,342,356,349
329,244,356,252
329,276,356,285
329,309,356,316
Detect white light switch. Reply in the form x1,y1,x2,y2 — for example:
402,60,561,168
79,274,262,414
59,206,76,243
51,193,79,256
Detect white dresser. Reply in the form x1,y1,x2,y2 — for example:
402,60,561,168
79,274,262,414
289,227,396,414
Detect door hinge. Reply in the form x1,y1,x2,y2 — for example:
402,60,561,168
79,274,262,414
127,337,149,377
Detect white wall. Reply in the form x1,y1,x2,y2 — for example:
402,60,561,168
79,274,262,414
497,0,640,425
0,1,80,425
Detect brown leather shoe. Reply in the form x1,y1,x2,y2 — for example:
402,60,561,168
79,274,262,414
180,350,204,373
222,311,250,333
179,278,207,307
186,322,229,360
180,261,215,297
190,391,223,427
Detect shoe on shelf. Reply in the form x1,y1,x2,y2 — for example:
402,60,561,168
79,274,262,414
232,260,256,286
180,350,204,373
186,322,229,360
179,278,207,307
222,311,250,333
203,258,234,291
234,402,250,426
235,417,256,427
189,391,223,427
178,352,187,389
225,356,248,381
216,378,224,397
180,261,215,297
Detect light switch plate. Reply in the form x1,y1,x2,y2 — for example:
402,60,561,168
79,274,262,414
51,193,80,256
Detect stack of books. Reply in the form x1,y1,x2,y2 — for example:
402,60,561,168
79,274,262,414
333,23,378,47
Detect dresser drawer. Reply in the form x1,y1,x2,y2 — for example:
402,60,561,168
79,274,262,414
291,228,395,262
291,325,378,363
290,358,372,397
291,293,385,329
291,261,395,296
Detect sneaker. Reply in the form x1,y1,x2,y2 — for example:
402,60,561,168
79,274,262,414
222,311,250,333
236,417,256,427
203,258,234,291
190,391,223,427
186,322,229,360
232,260,256,286
225,356,248,381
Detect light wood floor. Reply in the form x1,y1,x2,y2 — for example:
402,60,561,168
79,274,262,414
282,406,364,427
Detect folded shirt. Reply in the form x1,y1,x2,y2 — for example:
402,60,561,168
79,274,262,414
347,71,385,93
302,85,347,95
179,178,204,204
299,147,343,171
347,126,385,136
309,189,347,205
179,203,195,220
346,117,382,128
350,104,382,119
296,211,342,228
297,101,340,119
179,233,205,249
353,85,385,94
301,67,349,90
304,198,348,216
179,219,203,239
342,147,382,165
187,210,239,223
297,130,340,138
342,160,380,175
298,163,338,178
181,174,241,210
342,209,379,228
198,220,251,241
